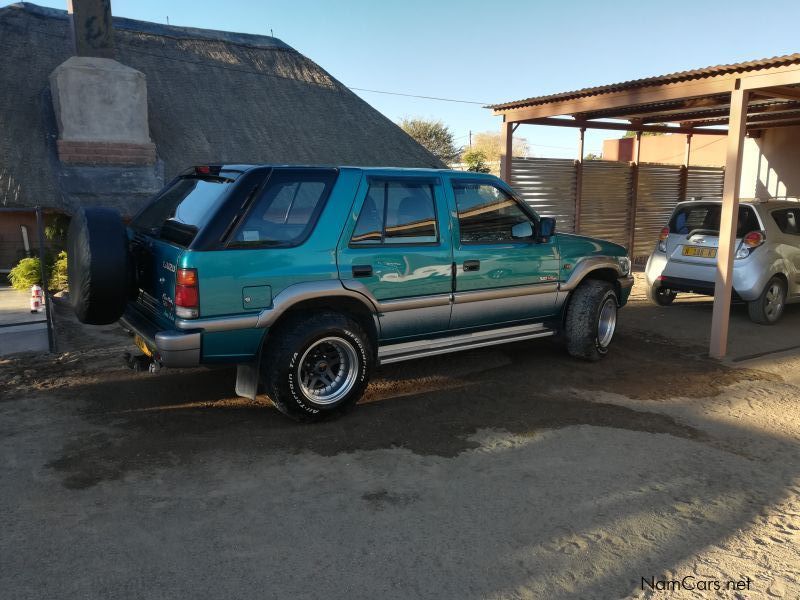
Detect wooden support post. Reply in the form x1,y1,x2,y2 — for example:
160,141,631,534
628,131,642,255
574,127,585,233
680,133,692,201
500,120,513,183
709,87,749,359
684,133,693,166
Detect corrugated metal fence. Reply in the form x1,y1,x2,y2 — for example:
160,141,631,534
510,157,724,259
510,158,577,232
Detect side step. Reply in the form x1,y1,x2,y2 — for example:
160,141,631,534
378,323,555,365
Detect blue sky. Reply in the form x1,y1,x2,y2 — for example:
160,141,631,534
7,0,800,157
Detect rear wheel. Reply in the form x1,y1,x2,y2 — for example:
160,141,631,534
261,311,373,422
748,276,786,325
647,284,677,306
565,280,618,361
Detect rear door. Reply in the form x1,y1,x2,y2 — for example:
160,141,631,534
338,174,453,341
129,169,240,327
662,202,762,274
447,178,560,331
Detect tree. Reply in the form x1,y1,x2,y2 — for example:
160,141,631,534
624,124,667,138
584,152,602,160
469,131,529,164
399,118,461,164
461,149,491,173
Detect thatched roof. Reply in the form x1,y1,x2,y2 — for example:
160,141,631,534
0,3,443,214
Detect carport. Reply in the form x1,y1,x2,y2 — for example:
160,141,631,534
490,54,800,358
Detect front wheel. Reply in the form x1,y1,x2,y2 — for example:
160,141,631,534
748,276,786,325
565,280,618,361
261,311,373,422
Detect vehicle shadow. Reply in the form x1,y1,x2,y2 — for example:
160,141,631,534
28,332,799,598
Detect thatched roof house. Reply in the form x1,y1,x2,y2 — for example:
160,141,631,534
0,2,442,217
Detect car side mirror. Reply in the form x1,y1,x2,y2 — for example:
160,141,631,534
511,221,534,240
537,217,556,241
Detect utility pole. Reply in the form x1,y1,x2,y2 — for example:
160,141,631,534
469,130,472,148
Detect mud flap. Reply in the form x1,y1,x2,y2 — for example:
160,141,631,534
235,360,259,400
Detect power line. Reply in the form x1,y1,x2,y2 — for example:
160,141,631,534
348,87,489,105
9,26,494,106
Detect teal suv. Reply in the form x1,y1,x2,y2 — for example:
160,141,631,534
67,165,634,422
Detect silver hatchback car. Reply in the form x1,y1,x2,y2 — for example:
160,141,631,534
645,199,800,324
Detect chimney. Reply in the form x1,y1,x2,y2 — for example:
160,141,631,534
49,0,156,166
67,0,115,59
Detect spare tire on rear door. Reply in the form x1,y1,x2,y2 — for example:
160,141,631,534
67,207,131,325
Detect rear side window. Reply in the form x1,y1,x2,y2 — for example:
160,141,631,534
230,170,337,247
131,175,235,247
772,208,800,235
669,204,760,237
350,180,438,245
453,181,533,244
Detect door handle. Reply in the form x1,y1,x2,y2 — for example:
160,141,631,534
352,264,373,278
463,260,480,272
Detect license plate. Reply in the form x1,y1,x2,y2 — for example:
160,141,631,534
682,246,717,258
134,335,153,357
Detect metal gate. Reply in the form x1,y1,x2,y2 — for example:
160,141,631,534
686,166,724,200
509,156,724,259
633,164,684,257
0,207,55,355
580,160,633,249
511,157,577,232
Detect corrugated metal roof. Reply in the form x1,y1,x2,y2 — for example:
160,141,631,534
489,54,800,111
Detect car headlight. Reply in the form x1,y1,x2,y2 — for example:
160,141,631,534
618,256,631,276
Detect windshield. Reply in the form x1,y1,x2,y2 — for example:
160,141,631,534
669,203,760,238
131,175,235,247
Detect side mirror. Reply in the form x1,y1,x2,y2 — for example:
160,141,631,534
537,217,556,241
511,221,534,240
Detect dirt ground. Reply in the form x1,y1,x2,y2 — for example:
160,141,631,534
1,281,798,599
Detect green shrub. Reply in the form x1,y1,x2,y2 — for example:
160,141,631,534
7,251,69,292
8,257,42,290
49,251,68,292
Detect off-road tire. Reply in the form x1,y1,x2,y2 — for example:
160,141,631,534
261,311,373,423
647,284,677,306
748,276,786,325
565,280,618,361
67,207,131,325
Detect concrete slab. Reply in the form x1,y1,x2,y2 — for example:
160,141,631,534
621,273,800,363
0,323,48,355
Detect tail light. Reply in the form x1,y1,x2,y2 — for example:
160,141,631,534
657,227,669,252
736,231,765,259
743,231,765,248
175,268,199,318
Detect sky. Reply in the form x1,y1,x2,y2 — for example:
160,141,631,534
6,0,800,158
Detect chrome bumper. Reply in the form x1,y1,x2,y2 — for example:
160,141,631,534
120,308,201,368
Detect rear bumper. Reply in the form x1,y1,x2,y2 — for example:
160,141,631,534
645,251,765,301
120,307,201,368
654,276,744,301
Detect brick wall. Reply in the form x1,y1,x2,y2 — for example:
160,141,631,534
56,140,156,165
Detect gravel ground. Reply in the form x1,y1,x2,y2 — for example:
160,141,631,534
0,282,798,599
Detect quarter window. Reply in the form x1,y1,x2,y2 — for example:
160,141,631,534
453,181,533,243
351,181,438,245
231,170,336,247
772,208,800,235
